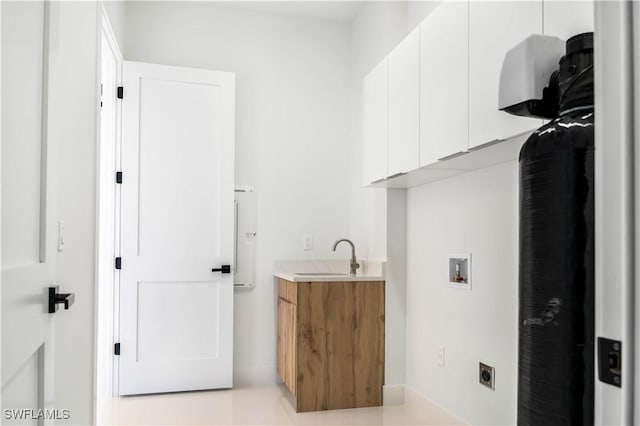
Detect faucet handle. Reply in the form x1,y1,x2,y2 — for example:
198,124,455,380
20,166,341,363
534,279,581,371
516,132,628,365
351,261,360,276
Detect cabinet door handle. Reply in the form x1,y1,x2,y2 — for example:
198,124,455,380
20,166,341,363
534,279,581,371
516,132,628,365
437,151,467,161
386,172,407,179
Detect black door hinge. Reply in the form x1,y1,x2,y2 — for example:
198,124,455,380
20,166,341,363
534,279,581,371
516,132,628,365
114,343,121,355
115,257,122,270
116,171,123,184
117,86,124,99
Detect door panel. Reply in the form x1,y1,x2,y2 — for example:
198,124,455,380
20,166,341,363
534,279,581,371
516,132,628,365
1,0,56,419
468,1,542,148
137,281,220,362
388,27,419,176
420,1,469,165
138,78,222,257
543,0,594,40
1,0,45,267
119,61,235,395
2,349,40,426
362,59,388,185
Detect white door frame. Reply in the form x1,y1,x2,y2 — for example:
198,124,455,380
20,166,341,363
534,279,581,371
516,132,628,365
95,6,122,399
594,1,636,424
1,1,3,405
634,4,640,422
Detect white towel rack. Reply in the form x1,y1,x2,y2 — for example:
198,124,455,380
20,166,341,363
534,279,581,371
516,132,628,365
234,186,256,290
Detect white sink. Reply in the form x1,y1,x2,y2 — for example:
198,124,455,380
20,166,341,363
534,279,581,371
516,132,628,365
294,272,350,277
273,259,386,282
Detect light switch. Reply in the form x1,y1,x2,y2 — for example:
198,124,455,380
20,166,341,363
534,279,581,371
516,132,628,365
303,235,313,251
58,221,65,252
437,346,445,367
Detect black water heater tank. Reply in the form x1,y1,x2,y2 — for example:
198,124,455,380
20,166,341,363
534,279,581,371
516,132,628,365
518,32,595,426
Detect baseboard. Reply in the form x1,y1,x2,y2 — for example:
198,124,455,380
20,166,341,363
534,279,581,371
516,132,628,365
404,386,468,425
383,384,406,406
233,364,276,387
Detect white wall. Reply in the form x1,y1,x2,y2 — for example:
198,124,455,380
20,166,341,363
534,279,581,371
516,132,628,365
102,2,126,54
123,2,352,384
48,2,100,424
406,161,520,425
350,4,521,422
349,0,439,393
349,2,408,390
349,2,407,263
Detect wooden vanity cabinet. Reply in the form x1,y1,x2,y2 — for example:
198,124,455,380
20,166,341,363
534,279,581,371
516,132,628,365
277,279,297,396
276,278,385,412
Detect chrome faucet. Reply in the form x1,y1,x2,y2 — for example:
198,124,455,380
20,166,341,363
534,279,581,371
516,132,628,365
332,238,360,276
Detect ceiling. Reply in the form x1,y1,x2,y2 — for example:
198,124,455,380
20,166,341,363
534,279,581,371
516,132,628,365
216,1,366,22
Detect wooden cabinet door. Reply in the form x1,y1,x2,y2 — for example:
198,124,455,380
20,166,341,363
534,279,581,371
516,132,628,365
468,1,542,148
388,27,420,176
543,0,594,40
362,59,389,185
277,298,296,395
295,281,385,412
277,298,286,384
419,1,469,166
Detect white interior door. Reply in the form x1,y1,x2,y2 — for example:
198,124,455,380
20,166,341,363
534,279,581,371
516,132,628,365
119,61,235,395
1,0,60,422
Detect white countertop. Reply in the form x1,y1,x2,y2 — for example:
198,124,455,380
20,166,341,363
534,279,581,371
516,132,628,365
273,259,385,282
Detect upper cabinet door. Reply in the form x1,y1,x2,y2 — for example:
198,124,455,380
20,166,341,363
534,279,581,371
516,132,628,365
387,27,420,177
543,0,594,40
363,59,389,185
468,1,543,148
419,1,469,166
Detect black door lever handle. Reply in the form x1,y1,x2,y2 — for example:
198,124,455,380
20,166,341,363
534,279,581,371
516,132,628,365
48,286,75,313
212,265,231,274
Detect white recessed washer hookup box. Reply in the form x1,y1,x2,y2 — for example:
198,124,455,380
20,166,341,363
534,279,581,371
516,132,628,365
448,253,471,290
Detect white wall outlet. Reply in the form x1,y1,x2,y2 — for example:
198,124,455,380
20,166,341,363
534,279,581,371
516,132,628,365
437,346,445,367
303,235,313,251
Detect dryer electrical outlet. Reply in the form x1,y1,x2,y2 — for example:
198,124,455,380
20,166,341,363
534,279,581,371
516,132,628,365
479,362,495,390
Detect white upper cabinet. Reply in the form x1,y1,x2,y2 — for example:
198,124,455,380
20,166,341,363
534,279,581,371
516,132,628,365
362,0,595,188
543,0,594,40
419,1,469,166
362,59,389,185
468,1,543,149
387,27,420,177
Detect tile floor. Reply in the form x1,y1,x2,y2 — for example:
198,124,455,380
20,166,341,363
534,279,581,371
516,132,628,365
96,385,439,425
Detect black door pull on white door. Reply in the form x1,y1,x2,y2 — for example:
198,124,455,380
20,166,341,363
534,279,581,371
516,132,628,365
212,265,231,274
48,286,75,313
